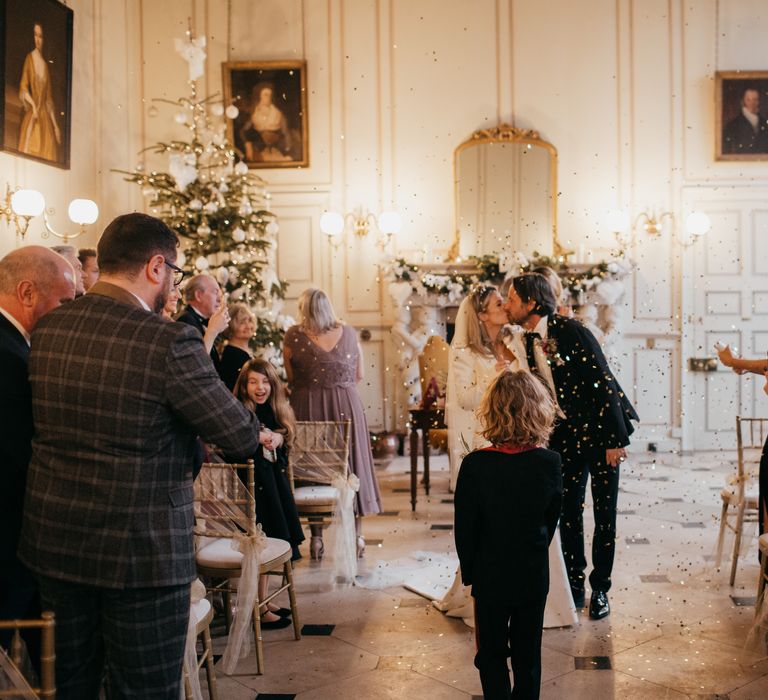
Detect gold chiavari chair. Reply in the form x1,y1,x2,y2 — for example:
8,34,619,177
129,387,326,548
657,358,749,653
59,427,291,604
0,611,55,699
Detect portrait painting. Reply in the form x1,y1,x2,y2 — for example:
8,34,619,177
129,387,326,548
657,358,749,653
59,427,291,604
716,71,768,161
0,0,73,169
222,60,308,169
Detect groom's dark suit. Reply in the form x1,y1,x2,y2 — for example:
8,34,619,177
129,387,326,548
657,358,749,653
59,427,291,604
545,314,638,598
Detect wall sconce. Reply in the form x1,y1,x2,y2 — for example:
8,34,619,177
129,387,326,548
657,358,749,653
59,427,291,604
1,185,99,243
1,186,45,238
320,207,402,248
606,208,711,248
44,199,100,243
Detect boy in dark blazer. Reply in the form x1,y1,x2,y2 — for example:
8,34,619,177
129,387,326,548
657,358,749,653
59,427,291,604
455,370,562,700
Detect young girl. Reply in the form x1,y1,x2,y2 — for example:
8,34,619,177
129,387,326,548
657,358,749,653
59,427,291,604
454,370,562,700
233,358,305,629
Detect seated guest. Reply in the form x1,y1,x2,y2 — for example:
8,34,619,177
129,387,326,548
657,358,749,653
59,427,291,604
78,247,99,291
177,273,229,366
454,370,562,700
0,247,76,662
218,303,256,391
162,284,181,320
51,245,85,297
233,359,305,628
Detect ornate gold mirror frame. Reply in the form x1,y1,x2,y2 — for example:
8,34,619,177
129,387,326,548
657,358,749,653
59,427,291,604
449,124,565,260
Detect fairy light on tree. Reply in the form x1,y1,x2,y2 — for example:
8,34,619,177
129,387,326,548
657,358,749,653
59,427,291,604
115,29,292,365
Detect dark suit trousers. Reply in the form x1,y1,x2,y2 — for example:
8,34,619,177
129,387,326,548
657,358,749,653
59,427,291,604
474,595,546,700
558,445,619,594
37,576,190,700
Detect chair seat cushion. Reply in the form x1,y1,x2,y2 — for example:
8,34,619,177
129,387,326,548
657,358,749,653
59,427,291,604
196,536,291,569
293,485,338,506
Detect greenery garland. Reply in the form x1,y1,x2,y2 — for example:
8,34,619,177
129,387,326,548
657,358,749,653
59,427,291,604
389,253,629,303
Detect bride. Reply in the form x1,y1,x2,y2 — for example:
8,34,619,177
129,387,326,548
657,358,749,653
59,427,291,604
438,283,577,628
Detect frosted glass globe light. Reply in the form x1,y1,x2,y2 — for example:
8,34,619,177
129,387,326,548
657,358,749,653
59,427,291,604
605,209,630,233
685,211,711,237
68,199,99,225
320,211,344,237
10,189,45,217
377,211,402,235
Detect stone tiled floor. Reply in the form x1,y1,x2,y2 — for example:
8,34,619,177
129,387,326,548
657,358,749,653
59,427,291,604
199,451,768,699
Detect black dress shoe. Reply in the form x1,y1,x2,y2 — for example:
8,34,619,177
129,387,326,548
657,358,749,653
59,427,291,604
260,615,292,630
589,590,610,620
272,607,292,618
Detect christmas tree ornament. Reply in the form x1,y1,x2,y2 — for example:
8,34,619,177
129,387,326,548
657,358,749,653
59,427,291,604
225,104,239,119
194,256,210,271
211,103,224,117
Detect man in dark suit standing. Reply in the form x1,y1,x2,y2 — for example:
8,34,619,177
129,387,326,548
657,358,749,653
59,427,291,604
177,273,229,369
505,273,638,620
723,87,768,154
0,246,76,652
19,213,261,699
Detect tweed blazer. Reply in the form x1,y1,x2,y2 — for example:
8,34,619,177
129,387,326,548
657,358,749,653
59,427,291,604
0,313,32,570
19,282,260,588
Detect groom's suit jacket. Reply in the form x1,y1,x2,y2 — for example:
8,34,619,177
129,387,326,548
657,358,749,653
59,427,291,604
19,281,260,589
546,314,638,454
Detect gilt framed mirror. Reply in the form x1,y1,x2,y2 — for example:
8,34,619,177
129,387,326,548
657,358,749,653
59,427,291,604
450,124,563,260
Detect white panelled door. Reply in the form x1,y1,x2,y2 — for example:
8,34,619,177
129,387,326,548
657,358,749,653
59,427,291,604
684,187,768,451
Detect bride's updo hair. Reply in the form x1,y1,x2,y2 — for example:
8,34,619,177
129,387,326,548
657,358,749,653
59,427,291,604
464,284,498,356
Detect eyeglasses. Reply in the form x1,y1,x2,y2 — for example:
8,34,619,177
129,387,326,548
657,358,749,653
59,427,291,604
164,260,186,287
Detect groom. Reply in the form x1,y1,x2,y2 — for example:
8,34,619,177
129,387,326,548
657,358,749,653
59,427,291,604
503,273,638,619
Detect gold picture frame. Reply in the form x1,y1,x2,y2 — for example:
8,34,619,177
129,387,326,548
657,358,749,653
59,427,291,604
716,71,768,161
222,60,308,169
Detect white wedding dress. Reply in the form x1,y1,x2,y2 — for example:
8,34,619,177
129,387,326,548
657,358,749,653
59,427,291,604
438,296,578,629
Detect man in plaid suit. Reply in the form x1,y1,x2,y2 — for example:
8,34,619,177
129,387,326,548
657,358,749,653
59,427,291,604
19,213,261,699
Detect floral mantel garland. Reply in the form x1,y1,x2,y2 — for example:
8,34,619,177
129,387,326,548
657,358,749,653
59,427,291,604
387,252,632,306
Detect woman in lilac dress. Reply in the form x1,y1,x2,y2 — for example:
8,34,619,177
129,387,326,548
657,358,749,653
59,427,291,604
283,288,382,559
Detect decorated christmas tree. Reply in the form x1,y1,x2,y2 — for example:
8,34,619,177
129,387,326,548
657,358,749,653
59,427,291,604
117,32,291,364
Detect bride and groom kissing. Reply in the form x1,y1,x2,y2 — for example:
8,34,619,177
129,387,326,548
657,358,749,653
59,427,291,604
442,271,638,624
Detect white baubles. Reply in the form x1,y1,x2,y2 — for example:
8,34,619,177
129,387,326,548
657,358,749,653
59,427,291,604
232,227,246,243
215,266,229,285
195,256,210,271
234,161,249,176
265,220,279,236
210,103,224,117
188,198,203,210
225,105,239,120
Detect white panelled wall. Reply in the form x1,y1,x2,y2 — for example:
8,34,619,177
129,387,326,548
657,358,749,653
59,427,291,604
4,0,768,450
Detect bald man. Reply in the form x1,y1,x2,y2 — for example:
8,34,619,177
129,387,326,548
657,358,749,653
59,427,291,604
0,246,75,654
